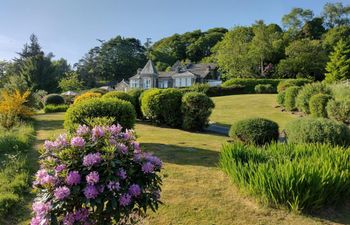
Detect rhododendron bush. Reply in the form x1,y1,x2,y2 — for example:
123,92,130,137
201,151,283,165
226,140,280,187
31,124,162,225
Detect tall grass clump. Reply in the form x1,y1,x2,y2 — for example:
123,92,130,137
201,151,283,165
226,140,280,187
220,142,350,212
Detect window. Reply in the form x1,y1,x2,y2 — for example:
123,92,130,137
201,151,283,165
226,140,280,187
144,78,151,89
164,80,168,88
175,78,180,87
186,77,192,86
181,78,186,87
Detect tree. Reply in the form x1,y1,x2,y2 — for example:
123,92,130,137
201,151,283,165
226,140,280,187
75,47,100,88
300,17,326,39
213,26,254,79
322,25,350,52
276,39,327,80
282,8,314,33
322,2,350,29
58,72,84,92
325,39,350,83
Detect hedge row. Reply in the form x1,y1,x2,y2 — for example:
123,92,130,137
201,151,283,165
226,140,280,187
44,104,69,113
222,78,284,93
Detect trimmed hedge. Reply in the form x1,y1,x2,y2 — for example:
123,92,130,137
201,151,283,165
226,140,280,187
327,99,350,124
277,79,312,93
44,104,69,113
286,118,350,146
64,98,136,132
141,88,183,127
180,85,246,97
284,86,301,111
309,94,332,118
276,92,286,106
222,78,283,93
229,118,279,145
102,91,134,104
296,82,332,114
43,94,65,106
220,142,350,211
254,84,274,93
127,89,143,119
181,92,215,130
73,92,102,104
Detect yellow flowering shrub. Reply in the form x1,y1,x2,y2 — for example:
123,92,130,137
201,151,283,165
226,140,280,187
73,92,102,104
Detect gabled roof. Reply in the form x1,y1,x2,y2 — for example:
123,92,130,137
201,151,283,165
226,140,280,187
172,71,197,78
140,60,158,75
187,63,217,78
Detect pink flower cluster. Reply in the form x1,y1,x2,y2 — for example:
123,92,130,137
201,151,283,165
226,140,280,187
31,124,163,224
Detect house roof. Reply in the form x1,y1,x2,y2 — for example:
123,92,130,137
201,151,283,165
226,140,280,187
172,71,197,78
140,60,158,75
158,71,175,78
187,63,217,78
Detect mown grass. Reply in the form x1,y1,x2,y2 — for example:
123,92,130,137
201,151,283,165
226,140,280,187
16,111,350,224
210,94,297,129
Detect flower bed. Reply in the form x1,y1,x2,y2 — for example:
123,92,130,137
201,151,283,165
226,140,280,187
31,124,162,224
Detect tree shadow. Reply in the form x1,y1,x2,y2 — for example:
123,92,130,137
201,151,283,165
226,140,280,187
141,143,219,168
34,119,64,131
310,202,350,224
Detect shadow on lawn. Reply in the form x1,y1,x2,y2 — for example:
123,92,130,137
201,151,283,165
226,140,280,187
141,143,219,167
34,119,64,131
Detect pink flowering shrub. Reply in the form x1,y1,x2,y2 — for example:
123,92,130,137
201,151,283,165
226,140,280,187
31,124,162,224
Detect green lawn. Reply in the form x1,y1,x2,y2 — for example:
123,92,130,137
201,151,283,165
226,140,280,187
210,94,298,129
21,111,350,225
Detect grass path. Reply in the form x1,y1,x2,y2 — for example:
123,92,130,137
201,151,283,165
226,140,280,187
210,94,297,129
18,111,350,224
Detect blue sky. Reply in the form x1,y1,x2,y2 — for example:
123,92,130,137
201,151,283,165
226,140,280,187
0,0,349,65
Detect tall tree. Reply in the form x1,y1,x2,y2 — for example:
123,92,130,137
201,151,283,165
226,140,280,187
300,17,326,39
322,25,350,52
58,71,84,92
325,39,350,83
282,8,314,33
322,2,350,28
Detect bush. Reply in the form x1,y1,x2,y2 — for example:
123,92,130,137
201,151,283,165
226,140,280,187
141,88,183,127
73,92,101,104
203,85,245,97
286,118,350,146
284,86,301,111
181,92,215,131
127,89,143,119
229,118,279,145
276,91,286,106
103,91,134,104
330,82,350,101
0,193,20,217
188,83,210,93
327,99,350,124
222,78,282,93
277,79,312,93
220,142,350,212
296,82,332,114
254,84,274,93
44,104,69,113
309,94,332,118
64,98,136,132
31,124,163,224
44,94,65,106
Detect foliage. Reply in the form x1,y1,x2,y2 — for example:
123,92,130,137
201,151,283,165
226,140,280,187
276,39,328,80
254,84,274,93
322,25,350,52
187,83,210,93
58,72,84,92
0,124,35,218
181,92,215,130
0,90,33,128
229,118,279,145
284,86,301,111
309,93,332,118
330,81,350,101
102,91,134,104
222,78,282,93
276,78,311,93
141,89,183,128
44,94,65,106
44,104,69,113
282,8,314,33
220,142,350,212
64,98,136,132
276,92,286,106
325,39,350,83
73,92,102,104
31,124,162,224
286,117,350,146
326,99,350,124
295,82,332,114
127,89,143,119
322,2,350,29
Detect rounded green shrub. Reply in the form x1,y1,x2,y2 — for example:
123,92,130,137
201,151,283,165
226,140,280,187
181,92,215,131
327,99,350,124
102,91,134,104
141,88,183,127
64,98,136,132
309,94,332,118
254,84,274,93
284,86,301,111
276,91,286,106
277,79,311,93
127,88,143,119
229,118,279,145
43,94,65,106
296,82,332,114
286,117,350,146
